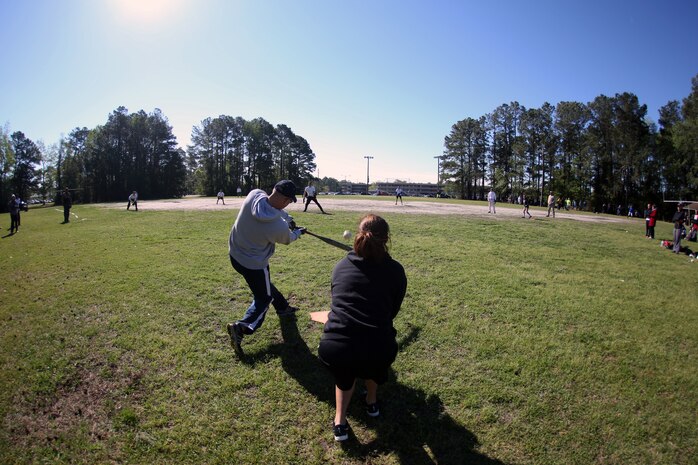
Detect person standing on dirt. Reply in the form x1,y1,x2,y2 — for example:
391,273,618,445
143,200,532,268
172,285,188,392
546,192,556,218
487,188,496,214
62,188,72,224
127,191,138,211
522,196,532,219
395,186,404,205
217,190,225,205
303,180,326,214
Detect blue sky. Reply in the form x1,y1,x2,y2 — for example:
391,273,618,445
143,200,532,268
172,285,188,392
2,0,696,183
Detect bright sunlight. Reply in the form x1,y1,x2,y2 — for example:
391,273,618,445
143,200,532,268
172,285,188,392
107,0,187,24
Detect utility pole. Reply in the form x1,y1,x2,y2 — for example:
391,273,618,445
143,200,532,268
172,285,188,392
434,155,441,196
364,155,374,194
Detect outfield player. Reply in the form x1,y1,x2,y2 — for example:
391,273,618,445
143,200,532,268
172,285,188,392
302,180,326,213
127,191,138,211
395,186,404,205
487,189,496,214
546,191,556,218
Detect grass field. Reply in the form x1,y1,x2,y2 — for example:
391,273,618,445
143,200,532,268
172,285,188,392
1,200,696,464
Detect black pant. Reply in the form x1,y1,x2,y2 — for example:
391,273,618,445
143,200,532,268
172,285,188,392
10,212,19,232
230,256,289,334
303,196,324,213
64,206,70,223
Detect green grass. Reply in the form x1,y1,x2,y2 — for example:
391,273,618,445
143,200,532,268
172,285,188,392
1,202,696,464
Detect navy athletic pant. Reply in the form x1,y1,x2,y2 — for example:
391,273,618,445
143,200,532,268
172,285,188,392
230,256,289,334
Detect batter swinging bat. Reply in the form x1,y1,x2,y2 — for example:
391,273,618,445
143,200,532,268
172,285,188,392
304,230,352,251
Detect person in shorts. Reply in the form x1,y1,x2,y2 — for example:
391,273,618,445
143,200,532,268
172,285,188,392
318,214,407,442
522,195,532,218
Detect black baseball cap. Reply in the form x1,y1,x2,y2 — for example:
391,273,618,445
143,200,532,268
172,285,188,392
274,180,297,203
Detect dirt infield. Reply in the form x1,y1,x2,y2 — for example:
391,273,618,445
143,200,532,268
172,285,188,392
105,195,635,225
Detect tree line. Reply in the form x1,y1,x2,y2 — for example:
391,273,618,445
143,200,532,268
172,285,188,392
0,108,318,212
441,74,698,212
2,75,696,213
187,115,316,197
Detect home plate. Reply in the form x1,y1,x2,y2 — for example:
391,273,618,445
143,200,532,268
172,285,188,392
309,311,329,324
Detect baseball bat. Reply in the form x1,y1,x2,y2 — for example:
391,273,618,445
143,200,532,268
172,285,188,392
304,230,352,251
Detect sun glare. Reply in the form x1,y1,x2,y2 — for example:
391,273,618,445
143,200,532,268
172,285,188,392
108,0,186,24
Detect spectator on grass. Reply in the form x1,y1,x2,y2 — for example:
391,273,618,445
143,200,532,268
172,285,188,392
671,203,687,253
127,191,138,211
8,194,20,234
648,204,658,239
62,188,72,224
487,188,496,214
226,180,304,357
688,209,698,242
318,214,407,442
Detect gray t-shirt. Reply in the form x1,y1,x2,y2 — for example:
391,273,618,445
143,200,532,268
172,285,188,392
229,189,301,269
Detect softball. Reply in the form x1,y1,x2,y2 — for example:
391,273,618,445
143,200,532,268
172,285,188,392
343,230,352,240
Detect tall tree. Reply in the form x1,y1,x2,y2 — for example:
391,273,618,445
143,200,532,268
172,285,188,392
10,131,41,200
671,74,698,198
487,102,523,197
443,117,487,199
0,123,14,211
554,101,591,202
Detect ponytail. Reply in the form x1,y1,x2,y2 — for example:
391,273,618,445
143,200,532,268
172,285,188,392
353,214,390,262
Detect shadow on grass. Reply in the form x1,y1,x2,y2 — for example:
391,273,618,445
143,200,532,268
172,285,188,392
243,316,508,465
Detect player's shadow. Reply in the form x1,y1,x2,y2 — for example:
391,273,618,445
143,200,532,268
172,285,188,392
244,316,507,465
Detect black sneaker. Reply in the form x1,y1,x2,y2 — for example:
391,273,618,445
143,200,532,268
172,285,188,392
366,402,380,418
333,422,349,442
277,305,298,317
227,323,244,356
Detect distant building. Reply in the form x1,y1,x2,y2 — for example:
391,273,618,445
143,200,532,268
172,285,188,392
337,181,442,197
375,182,441,197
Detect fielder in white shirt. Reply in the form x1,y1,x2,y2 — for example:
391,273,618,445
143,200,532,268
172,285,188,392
303,181,326,214
487,189,496,214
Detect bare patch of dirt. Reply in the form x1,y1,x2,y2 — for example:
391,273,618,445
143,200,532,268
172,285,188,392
102,195,635,225
5,352,145,450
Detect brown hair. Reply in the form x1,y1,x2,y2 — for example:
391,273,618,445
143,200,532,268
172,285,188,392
353,214,390,261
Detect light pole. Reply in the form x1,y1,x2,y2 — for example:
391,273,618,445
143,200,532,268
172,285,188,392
434,155,441,196
364,155,374,194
